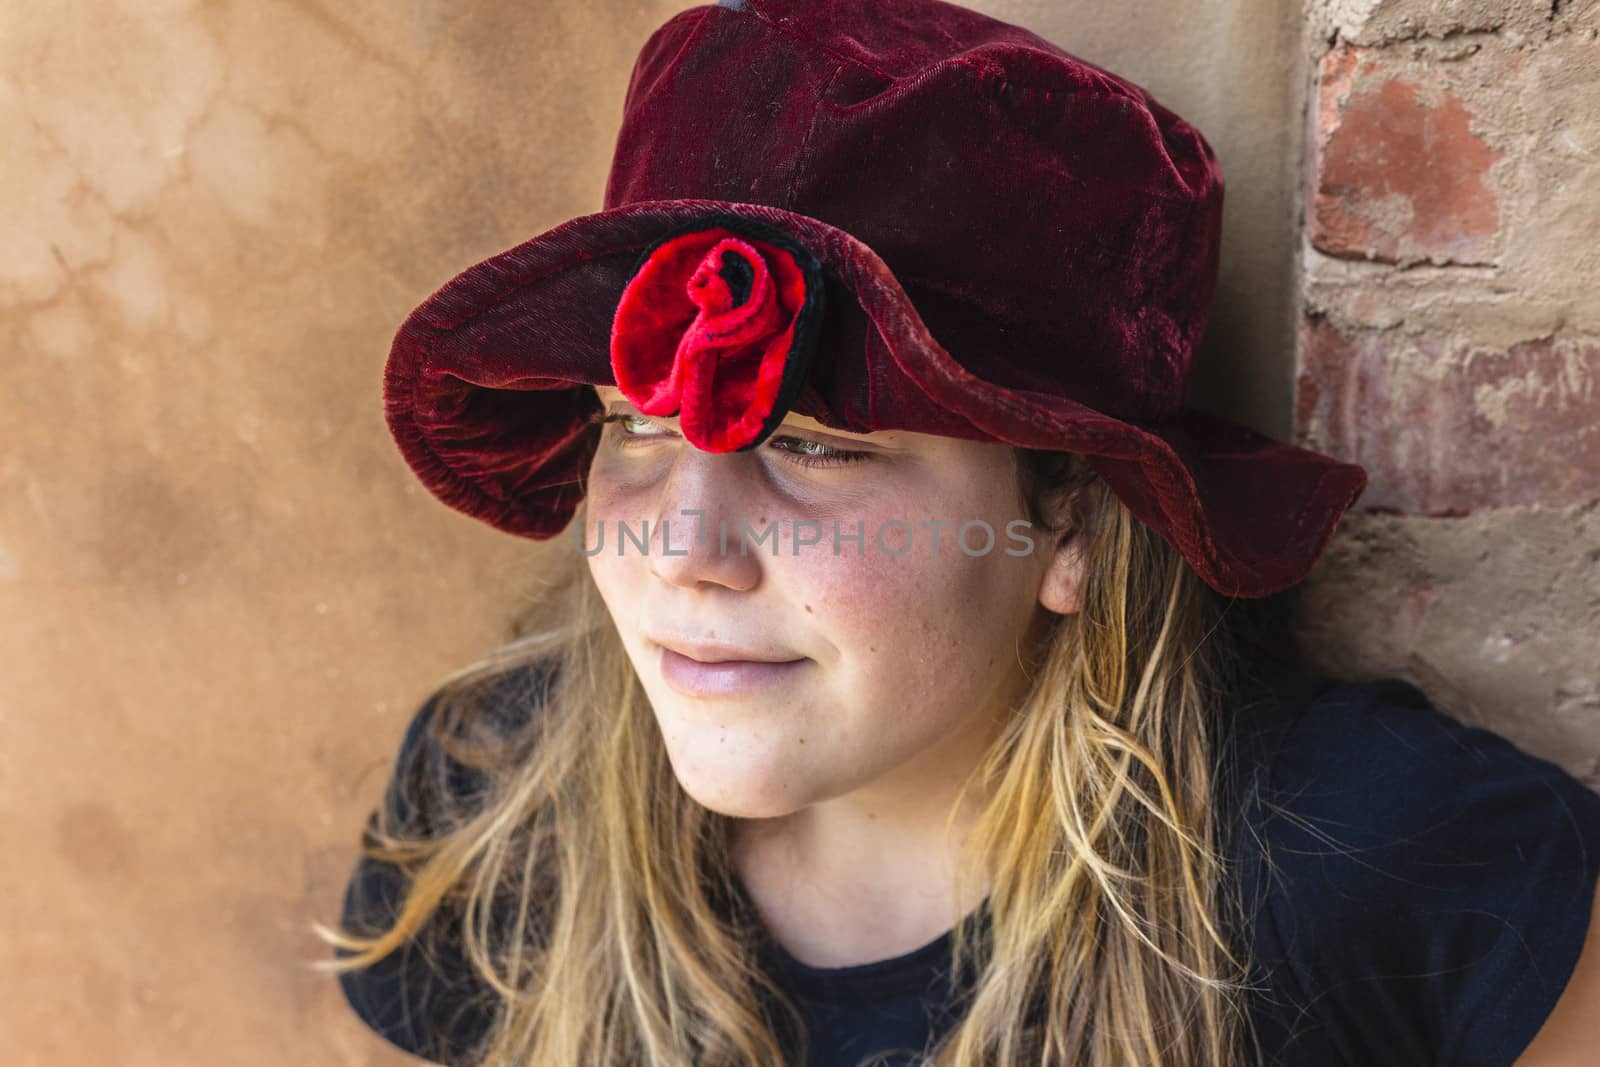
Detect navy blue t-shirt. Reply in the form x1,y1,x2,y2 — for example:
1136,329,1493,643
335,656,1600,1065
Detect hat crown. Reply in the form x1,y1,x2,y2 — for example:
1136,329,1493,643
382,0,1367,599
603,0,1225,423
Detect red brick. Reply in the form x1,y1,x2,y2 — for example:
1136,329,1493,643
1311,47,1502,265
1297,316,1600,513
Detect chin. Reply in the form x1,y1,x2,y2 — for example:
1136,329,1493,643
690,794,794,820
665,759,812,820
675,781,799,820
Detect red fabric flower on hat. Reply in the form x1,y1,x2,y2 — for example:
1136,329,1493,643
609,220,824,452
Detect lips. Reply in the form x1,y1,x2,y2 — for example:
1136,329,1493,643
649,633,803,664
655,643,809,699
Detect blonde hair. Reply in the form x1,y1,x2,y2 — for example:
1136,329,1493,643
311,446,1271,1066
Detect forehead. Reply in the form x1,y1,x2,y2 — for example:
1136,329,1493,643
591,383,878,441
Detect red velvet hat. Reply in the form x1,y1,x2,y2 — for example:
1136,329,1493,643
382,0,1368,598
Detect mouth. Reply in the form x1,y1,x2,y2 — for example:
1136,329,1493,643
649,634,805,665
657,647,809,698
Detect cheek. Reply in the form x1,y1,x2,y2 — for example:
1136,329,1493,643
794,513,1039,713
583,456,647,522
580,477,652,615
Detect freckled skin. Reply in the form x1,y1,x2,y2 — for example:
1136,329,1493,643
583,384,1081,963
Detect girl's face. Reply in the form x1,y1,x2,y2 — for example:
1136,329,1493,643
583,384,1070,820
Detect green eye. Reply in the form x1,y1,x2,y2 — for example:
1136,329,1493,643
596,412,871,470
619,414,657,434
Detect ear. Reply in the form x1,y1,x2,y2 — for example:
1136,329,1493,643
1036,526,1088,615
1035,482,1100,616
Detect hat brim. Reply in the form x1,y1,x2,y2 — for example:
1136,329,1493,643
384,197,1366,598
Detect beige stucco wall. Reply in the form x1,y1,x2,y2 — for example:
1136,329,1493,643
3,2,1306,1063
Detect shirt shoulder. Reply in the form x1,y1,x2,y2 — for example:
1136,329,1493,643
334,660,556,1065
377,661,551,837
1224,661,1600,1067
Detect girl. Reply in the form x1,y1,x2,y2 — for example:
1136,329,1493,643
314,1,1600,1064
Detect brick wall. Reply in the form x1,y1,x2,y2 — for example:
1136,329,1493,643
1292,0,1600,781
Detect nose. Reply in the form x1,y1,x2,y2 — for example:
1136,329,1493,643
645,450,764,593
